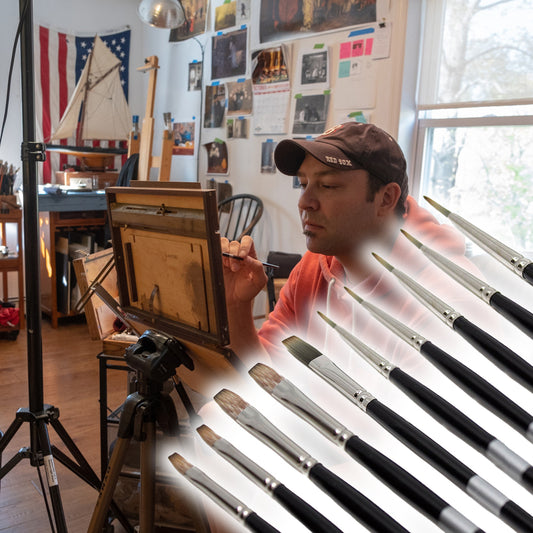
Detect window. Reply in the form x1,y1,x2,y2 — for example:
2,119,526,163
414,0,533,252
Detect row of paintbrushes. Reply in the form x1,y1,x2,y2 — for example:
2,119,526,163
169,198,533,533
0,161,18,196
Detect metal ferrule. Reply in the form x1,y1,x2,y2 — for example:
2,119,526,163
236,405,318,474
356,298,428,352
271,378,354,447
388,264,463,328
332,323,396,378
450,212,533,277
420,242,498,304
186,465,253,522
212,438,280,494
309,356,375,411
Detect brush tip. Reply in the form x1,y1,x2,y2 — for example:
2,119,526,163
371,252,393,271
168,452,192,474
213,389,248,420
282,335,323,366
248,363,282,393
344,286,363,303
317,310,337,328
423,196,450,217
196,424,221,447
400,229,422,248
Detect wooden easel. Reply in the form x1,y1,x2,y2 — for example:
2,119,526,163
129,56,173,181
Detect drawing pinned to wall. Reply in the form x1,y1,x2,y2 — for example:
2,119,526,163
296,47,329,91
204,140,229,174
259,0,377,44
251,45,290,85
226,79,253,116
172,121,195,155
188,61,203,91
261,140,277,173
291,92,329,135
227,118,249,139
204,84,226,128
211,28,248,80
214,0,236,31
169,0,208,41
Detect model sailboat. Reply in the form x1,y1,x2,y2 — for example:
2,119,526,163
46,35,131,170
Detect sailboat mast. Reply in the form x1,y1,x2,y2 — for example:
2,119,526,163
76,36,96,146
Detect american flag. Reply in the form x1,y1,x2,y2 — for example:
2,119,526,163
35,26,131,183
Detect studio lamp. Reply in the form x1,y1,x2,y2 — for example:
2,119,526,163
138,0,186,29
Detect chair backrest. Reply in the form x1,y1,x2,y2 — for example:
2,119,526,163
217,193,263,241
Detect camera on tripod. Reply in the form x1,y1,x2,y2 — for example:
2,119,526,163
125,330,194,384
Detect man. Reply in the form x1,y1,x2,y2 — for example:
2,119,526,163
221,122,479,367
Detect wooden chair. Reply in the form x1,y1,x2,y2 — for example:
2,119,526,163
217,193,263,241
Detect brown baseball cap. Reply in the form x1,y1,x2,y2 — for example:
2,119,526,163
274,122,408,193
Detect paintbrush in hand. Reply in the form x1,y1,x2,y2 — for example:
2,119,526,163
168,452,281,533
213,388,410,533
249,363,484,533
373,252,533,393
283,335,533,533
424,196,533,286
401,229,533,339
197,424,343,533
318,310,533,494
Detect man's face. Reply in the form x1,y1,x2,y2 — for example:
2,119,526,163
297,154,382,261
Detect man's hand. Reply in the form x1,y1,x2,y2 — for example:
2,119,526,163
221,235,268,306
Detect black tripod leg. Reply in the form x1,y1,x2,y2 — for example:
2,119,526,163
139,421,156,533
36,418,68,533
88,436,131,533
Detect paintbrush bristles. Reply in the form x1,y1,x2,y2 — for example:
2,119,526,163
282,336,323,365
196,424,221,447
423,196,451,217
168,452,192,474
248,363,282,393
344,287,363,303
214,389,248,419
372,253,394,271
317,311,337,328
400,230,423,249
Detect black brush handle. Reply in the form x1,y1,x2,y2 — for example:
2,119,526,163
522,263,533,286
490,291,533,339
501,501,533,533
453,316,533,392
389,367,494,452
244,512,282,533
365,399,474,488
345,436,467,530
308,462,409,533
420,340,533,437
272,484,343,533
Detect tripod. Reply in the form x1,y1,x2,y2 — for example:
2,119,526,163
88,329,210,533
0,2,104,532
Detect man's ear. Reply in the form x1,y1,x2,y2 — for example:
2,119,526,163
377,182,402,216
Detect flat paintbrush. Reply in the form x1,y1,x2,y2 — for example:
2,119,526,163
318,310,533,494
401,230,533,339
213,388,410,533
372,253,533,393
196,424,344,533
424,196,533,286
168,452,281,533
343,287,533,444
283,335,533,533
249,363,484,533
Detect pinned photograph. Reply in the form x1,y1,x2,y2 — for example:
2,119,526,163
211,28,248,80
298,49,329,90
204,85,226,128
237,0,251,24
251,45,289,85
169,0,208,41
172,121,195,155
226,80,253,116
188,62,203,91
227,118,249,139
215,0,236,31
292,93,329,135
205,141,229,174
261,140,277,173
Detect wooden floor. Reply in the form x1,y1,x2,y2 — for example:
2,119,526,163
0,316,128,533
